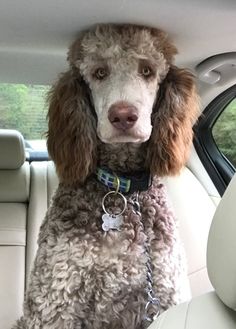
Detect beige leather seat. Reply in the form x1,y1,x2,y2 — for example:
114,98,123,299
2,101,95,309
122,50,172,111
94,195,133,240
149,173,236,329
0,129,30,329
162,170,215,297
26,161,58,282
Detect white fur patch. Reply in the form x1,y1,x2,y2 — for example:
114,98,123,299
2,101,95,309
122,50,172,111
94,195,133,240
80,45,168,143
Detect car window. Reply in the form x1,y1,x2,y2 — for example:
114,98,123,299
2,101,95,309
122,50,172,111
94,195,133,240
212,98,236,168
194,84,236,196
0,83,49,150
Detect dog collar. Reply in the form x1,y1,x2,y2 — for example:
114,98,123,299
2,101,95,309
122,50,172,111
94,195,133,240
96,167,151,194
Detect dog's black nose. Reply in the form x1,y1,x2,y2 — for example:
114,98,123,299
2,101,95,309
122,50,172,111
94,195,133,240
108,102,138,130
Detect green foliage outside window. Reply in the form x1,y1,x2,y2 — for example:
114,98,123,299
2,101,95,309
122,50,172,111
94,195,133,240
0,83,49,140
212,99,236,168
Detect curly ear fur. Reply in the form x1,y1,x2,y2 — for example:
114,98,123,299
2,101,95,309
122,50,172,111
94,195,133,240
47,70,97,185
146,66,200,176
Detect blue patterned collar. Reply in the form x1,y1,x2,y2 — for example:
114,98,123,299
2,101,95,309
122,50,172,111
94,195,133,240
96,167,151,194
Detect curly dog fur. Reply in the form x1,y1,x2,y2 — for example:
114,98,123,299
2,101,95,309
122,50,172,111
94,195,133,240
13,24,199,329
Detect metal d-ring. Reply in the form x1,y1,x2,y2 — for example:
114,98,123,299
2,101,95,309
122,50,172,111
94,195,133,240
102,191,127,216
114,173,120,194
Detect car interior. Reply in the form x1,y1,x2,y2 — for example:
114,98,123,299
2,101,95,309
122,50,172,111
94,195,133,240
0,0,235,328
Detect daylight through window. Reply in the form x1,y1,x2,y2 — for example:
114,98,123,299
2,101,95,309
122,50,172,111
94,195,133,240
0,83,49,140
212,98,236,168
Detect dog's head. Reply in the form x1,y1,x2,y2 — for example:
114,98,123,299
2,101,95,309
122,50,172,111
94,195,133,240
47,24,199,185
70,24,176,144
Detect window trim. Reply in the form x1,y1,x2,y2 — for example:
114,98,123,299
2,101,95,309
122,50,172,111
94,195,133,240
194,84,236,196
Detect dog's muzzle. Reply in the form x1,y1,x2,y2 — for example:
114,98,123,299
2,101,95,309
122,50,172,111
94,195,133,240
108,101,138,131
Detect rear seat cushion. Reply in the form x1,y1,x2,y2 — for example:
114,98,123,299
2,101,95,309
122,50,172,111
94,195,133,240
0,203,26,246
0,163,30,202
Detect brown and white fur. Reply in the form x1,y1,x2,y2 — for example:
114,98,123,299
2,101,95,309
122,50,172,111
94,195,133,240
13,24,199,329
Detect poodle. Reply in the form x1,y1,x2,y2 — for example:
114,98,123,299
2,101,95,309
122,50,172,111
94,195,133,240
13,24,199,329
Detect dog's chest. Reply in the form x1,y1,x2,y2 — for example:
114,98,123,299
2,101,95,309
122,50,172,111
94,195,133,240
66,196,150,290
42,180,177,327
47,179,173,281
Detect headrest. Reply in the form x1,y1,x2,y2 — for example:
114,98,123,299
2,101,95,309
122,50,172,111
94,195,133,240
207,174,236,311
0,129,25,169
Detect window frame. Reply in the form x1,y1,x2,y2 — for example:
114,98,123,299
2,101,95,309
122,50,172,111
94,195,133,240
194,84,236,196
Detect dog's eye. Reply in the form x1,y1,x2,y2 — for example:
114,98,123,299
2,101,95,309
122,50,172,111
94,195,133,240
141,66,153,78
94,68,108,80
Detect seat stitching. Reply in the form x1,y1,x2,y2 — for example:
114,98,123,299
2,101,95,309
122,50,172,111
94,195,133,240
184,300,192,329
188,266,207,276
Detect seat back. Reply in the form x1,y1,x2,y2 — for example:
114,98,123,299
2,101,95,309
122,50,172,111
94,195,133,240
26,161,58,282
162,168,216,297
0,129,30,329
207,173,236,310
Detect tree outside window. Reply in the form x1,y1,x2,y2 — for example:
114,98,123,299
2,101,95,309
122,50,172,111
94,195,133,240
212,98,236,168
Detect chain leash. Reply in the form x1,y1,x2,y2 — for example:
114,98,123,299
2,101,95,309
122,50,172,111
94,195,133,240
101,186,160,325
129,192,160,325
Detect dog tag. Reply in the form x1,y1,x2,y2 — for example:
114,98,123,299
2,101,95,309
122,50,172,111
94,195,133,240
101,190,127,232
102,213,124,231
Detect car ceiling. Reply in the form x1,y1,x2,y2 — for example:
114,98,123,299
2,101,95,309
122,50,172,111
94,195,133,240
0,0,236,84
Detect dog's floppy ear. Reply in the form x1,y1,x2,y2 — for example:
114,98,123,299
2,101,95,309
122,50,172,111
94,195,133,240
146,66,200,176
47,70,97,185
